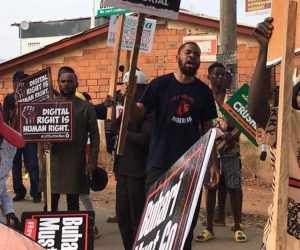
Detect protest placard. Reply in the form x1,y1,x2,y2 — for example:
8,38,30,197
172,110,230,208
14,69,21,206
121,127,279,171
219,84,258,146
107,15,156,53
267,0,300,66
245,0,271,16
106,0,181,20
19,102,72,142
21,211,94,250
133,128,218,249
14,68,53,103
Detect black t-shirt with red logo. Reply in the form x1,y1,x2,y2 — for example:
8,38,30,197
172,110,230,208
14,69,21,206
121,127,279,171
139,73,217,170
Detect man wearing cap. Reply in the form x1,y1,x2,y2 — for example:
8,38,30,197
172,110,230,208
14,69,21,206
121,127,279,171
108,69,152,250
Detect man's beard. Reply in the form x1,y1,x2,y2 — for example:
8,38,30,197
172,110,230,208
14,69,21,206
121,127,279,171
60,89,76,97
178,58,199,76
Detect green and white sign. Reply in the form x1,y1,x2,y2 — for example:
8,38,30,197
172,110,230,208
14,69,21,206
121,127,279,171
96,7,131,17
219,84,258,146
107,15,156,53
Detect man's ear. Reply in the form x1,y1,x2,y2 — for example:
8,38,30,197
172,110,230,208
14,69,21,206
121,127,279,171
176,55,179,62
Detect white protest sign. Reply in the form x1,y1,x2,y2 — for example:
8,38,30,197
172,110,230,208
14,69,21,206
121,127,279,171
107,15,156,53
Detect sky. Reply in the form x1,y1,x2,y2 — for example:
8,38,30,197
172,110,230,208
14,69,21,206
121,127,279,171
0,0,269,60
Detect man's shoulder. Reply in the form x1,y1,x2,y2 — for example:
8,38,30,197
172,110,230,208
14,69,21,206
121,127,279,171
150,73,174,85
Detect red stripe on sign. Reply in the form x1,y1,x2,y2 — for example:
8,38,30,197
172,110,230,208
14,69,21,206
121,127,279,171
24,218,38,240
289,177,300,189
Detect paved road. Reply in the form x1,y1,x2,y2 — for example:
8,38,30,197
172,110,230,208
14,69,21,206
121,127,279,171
13,198,263,250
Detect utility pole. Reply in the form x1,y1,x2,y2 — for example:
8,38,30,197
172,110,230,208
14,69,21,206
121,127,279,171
90,0,96,29
219,0,237,90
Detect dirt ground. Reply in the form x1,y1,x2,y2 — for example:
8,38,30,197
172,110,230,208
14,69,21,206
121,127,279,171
76,175,272,230
7,172,272,230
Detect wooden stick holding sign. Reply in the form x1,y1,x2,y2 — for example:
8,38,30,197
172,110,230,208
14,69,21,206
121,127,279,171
45,149,52,212
269,1,296,249
117,13,146,155
107,14,126,120
216,128,239,151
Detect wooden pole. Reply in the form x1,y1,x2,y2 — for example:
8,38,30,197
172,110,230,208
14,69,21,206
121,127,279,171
117,13,146,155
107,14,125,120
216,127,239,151
220,0,237,90
45,149,52,212
269,1,297,249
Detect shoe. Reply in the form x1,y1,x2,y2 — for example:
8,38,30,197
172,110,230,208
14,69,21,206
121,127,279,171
195,229,214,242
234,230,247,243
13,194,26,202
33,195,42,203
94,226,100,239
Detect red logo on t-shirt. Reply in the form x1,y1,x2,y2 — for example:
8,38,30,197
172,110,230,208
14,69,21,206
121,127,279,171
176,100,190,116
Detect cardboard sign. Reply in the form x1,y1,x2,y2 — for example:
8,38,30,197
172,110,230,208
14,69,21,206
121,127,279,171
105,0,181,20
14,68,53,103
19,102,73,142
107,15,156,53
219,84,258,146
133,128,218,249
183,36,218,62
21,211,94,250
245,0,271,15
267,0,300,66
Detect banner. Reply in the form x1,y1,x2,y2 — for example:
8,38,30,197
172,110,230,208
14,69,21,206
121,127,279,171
245,0,271,16
133,128,218,249
14,68,53,103
267,0,300,66
19,102,73,142
21,211,94,250
105,0,181,20
107,15,156,53
219,84,258,146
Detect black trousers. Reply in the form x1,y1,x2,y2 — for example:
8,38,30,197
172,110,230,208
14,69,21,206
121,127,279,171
44,193,80,211
116,174,146,250
146,168,202,250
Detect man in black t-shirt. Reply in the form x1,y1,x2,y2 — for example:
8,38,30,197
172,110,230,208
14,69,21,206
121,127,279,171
125,42,220,249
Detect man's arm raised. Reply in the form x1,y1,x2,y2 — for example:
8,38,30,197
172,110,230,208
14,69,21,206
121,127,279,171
248,17,274,128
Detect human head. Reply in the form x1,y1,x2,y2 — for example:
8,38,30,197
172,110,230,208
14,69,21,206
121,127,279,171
208,62,226,89
13,70,26,83
177,42,201,76
122,70,147,85
292,81,300,110
57,66,78,98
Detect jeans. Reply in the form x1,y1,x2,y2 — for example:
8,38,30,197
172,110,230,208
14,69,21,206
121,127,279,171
12,143,40,197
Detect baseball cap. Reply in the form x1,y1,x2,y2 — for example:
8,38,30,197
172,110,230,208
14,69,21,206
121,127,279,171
121,70,148,85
